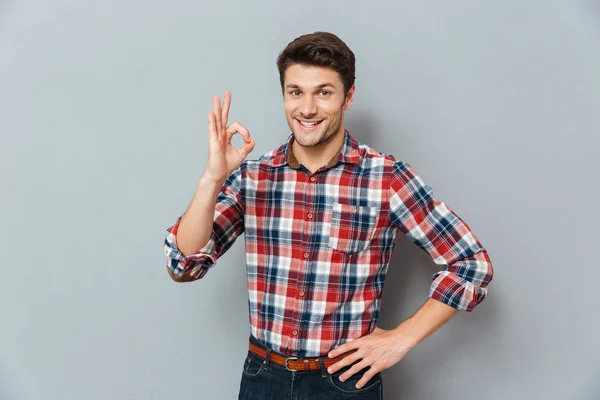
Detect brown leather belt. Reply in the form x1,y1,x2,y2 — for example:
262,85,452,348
249,340,357,372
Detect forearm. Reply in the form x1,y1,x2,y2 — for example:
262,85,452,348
393,297,460,350
176,176,225,256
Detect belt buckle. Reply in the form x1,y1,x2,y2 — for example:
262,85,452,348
284,357,299,372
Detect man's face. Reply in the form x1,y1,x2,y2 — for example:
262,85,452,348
283,64,355,148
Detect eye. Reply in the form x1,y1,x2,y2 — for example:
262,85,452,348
289,90,301,96
319,90,330,96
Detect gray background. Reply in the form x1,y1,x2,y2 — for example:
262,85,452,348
1,0,599,399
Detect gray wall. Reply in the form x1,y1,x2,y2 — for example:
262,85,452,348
1,0,599,399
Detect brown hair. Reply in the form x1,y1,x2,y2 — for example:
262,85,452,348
276,32,356,97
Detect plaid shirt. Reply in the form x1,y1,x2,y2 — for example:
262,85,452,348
164,130,493,357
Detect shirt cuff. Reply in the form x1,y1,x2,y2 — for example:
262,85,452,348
428,270,488,312
164,215,217,274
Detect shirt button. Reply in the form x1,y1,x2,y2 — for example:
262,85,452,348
310,177,316,182
303,252,309,259
299,290,305,297
307,213,313,219
292,329,298,335
351,207,357,213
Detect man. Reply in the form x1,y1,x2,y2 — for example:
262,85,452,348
164,31,493,399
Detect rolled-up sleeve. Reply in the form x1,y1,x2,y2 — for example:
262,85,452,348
164,164,245,282
388,160,494,311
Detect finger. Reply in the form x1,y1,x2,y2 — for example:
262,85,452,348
226,121,251,143
327,351,362,374
328,340,357,358
355,365,379,389
213,96,222,136
339,358,371,383
227,122,255,158
221,91,231,129
208,111,218,140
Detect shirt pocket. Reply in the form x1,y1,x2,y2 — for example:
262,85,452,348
327,202,379,254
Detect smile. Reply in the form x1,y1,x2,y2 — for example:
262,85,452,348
296,119,324,130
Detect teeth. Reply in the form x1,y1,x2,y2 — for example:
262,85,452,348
300,120,320,127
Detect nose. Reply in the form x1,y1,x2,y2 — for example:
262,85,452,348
299,95,318,118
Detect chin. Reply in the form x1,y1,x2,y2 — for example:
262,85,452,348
293,131,332,148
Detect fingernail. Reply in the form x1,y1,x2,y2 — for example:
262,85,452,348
356,384,361,389
328,367,333,373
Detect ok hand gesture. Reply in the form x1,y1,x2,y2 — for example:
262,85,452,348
203,91,255,183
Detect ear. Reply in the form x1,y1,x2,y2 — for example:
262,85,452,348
343,84,356,111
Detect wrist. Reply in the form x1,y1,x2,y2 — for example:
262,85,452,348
198,174,226,188
392,318,422,351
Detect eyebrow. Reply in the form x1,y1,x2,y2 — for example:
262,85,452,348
285,83,336,90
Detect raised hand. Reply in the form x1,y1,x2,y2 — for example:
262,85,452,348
203,91,255,182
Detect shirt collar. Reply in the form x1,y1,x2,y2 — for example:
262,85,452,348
270,129,361,169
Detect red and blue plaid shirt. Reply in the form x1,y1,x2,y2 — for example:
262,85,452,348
164,130,493,357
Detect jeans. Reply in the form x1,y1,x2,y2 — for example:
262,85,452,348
238,334,383,400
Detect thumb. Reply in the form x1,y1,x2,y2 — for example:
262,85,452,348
239,138,255,157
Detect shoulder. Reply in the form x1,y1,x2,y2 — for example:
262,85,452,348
240,148,278,172
234,139,288,185
353,138,409,172
251,148,279,164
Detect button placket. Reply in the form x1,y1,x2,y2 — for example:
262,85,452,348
294,174,315,344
